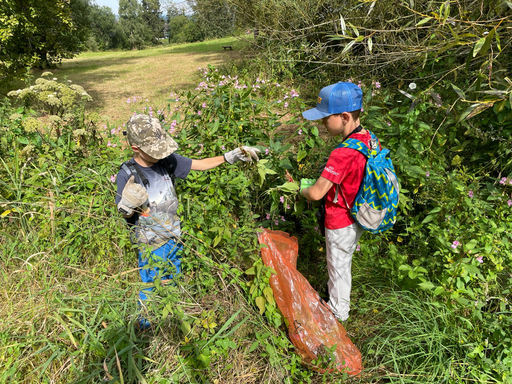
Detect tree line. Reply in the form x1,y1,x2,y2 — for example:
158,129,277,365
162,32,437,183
0,0,238,89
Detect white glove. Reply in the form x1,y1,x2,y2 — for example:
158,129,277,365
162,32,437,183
224,146,261,164
117,176,149,216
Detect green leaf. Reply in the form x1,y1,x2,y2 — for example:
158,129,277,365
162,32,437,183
463,263,480,275
368,36,373,52
297,147,307,162
342,40,356,55
416,17,432,26
248,341,259,353
245,267,256,275
472,37,486,57
443,0,450,21
339,14,346,35
419,281,435,290
451,83,466,99
479,28,496,57
404,165,424,176
451,155,462,166
263,287,275,305
255,296,266,315
421,215,435,224
464,239,478,251
277,182,299,192
210,119,219,135
455,297,470,306
179,321,191,335
495,30,501,52
433,286,445,296
349,23,359,37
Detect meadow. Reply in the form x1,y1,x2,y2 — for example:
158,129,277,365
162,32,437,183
1,35,511,384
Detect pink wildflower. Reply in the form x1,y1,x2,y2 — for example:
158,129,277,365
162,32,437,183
281,216,286,222
284,102,289,108
127,99,131,104
265,148,269,155
275,220,279,225
476,256,483,264
202,102,207,108
110,175,116,183
375,82,381,89
298,129,302,135
280,196,284,203
356,244,361,251
266,213,271,220
468,191,473,198
221,145,225,150
426,171,430,177
451,241,460,249
111,128,116,135
508,200,512,207
287,204,290,210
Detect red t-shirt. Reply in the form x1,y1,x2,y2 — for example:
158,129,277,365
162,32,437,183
320,131,373,230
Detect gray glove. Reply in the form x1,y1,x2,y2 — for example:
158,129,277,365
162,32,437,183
224,146,261,164
117,176,149,216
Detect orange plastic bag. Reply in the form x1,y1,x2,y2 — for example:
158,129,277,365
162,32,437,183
258,228,362,375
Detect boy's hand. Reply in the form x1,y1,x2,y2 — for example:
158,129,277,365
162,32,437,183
300,178,316,192
224,146,260,164
118,176,149,216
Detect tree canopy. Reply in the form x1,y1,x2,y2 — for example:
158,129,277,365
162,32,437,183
0,0,91,86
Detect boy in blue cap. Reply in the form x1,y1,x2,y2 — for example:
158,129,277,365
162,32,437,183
300,82,379,322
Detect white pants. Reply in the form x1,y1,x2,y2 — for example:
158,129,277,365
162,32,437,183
325,223,364,321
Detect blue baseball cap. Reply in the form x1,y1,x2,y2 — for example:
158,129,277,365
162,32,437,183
302,82,363,120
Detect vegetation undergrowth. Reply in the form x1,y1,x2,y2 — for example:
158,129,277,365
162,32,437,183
1,52,511,383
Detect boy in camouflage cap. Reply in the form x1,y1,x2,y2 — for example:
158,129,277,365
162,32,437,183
115,114,259,329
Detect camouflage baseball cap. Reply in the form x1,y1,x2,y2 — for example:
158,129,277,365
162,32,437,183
126,114,178,159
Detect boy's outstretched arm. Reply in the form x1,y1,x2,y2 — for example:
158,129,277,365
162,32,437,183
190,146,260,171
301,176,333,201
191,156,225,171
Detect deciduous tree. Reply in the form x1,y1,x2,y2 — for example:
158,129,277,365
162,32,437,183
0,0,91,87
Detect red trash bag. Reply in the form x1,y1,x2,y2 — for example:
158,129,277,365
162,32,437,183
257,228,363,375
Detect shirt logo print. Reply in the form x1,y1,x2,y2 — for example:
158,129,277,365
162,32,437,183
325,166,339,176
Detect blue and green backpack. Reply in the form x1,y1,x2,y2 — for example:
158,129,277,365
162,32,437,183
334,131,399,233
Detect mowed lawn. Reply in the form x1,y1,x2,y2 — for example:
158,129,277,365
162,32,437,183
40,37,249,124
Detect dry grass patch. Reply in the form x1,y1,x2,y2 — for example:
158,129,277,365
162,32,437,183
32,39,248,125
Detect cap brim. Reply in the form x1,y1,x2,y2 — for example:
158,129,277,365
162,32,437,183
302,107,331,121
140,136,179,160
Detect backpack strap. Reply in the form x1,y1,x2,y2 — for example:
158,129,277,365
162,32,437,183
160,156,176,185
120,159,150,188
332,130,379,207
338,130,380,158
